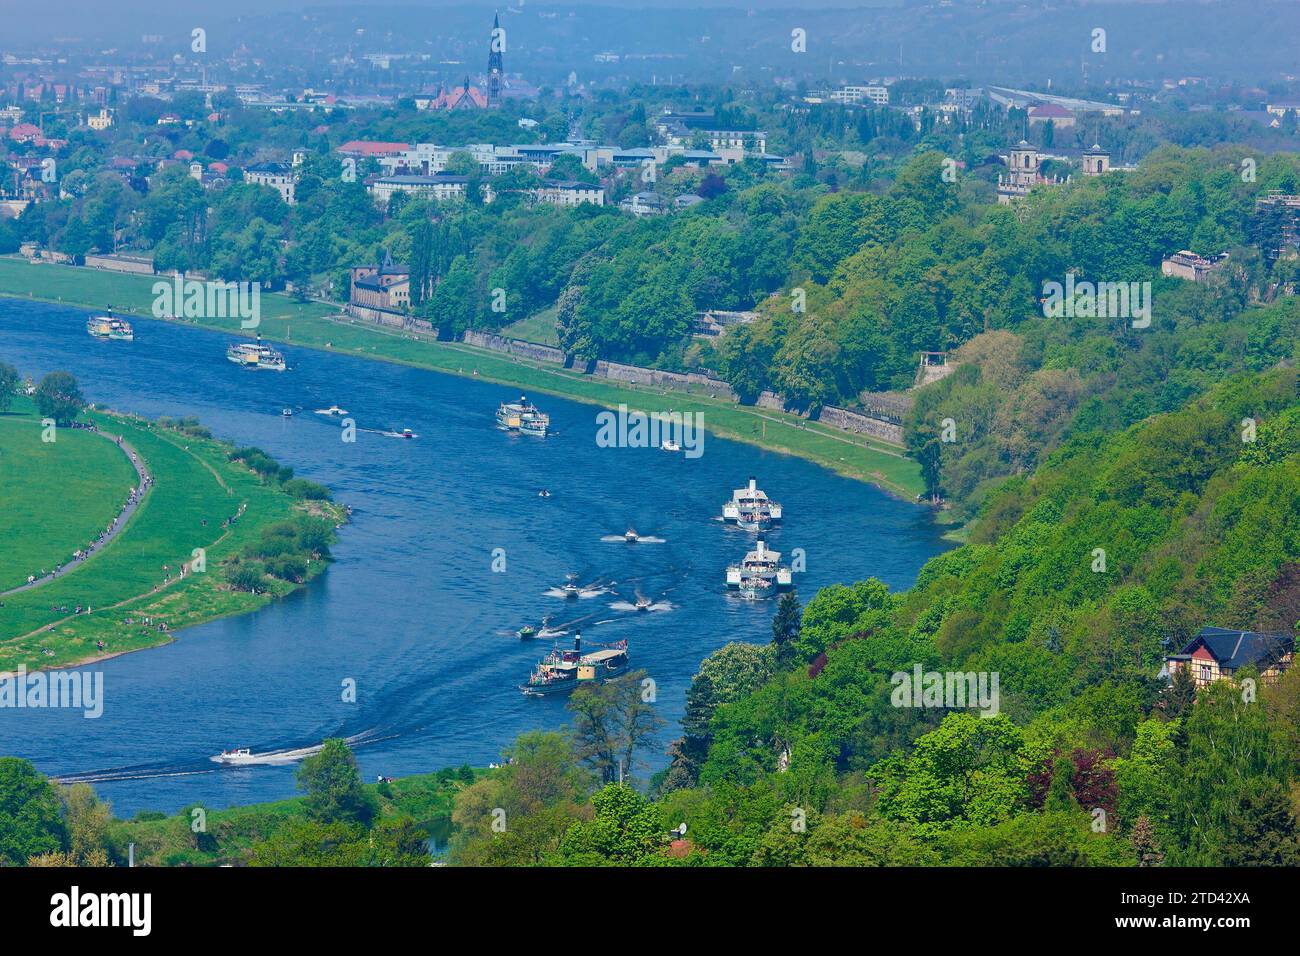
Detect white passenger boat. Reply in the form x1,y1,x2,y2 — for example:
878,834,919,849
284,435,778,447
721,477,783,529
726,540,793,589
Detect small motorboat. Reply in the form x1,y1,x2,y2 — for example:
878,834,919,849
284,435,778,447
282,408,293,417
397,428,416,439
624,528,640,543
212,747,256,765
315,405,348,417
634,594,653,612
662,440,681,452
518,624,538,639
538,490,552,498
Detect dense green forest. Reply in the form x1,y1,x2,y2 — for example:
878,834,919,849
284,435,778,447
439,365,1300,866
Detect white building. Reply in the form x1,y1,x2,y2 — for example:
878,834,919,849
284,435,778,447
532,180,605,207
244,162,295,204
368,174,471,207
829,85,889,106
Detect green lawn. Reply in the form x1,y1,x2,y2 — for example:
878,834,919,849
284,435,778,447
0,399,342,671
0,398,137,591
0,257,925,498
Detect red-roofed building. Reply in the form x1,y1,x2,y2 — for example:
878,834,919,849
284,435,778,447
174,149,194,161
8,123,43,145
420,81,489,111
336,140,412,158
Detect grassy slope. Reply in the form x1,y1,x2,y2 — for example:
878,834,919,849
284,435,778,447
500,305,561,346
108,769,482,866
0,258,924,498
0,400,342,672
0,399,137,590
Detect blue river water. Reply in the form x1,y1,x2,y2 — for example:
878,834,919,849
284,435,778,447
0,300,950,816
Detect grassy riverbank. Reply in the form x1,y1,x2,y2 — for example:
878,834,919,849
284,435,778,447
0,395,346,672
0,257,925,499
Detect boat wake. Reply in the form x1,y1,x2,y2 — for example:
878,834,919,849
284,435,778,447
543,585,610,599
608,600,674,613
52,731,388,784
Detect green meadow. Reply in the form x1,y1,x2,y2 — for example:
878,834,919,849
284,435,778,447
0,396,343,672
0,399,137,591
0,257,925,499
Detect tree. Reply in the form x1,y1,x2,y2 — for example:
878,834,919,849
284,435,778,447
558,783,664,864
62,783,111,864
771,591,802,667
1130,815,1165,866
0,758,67,865
1043,756,1078,812
0,361,19,413
1218,778,1300,866
33,371,84,425
568,671,666,785
296,738,378,826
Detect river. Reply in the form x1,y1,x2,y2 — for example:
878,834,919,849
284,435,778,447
0,300,950,816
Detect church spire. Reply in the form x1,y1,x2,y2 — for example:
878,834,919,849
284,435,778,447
487,12,504,108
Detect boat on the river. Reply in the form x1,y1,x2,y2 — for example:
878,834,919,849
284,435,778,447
624,528,640,543
315,405,348,417
722,477,783,531
282,408,293,418
496,395,550,437
518,624,538,639
227,338,286,371
212,747,256,765
726,540,793,590
87,312,133,341
520,632,629,696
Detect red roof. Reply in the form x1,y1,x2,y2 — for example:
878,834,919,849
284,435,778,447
425,86,489,110
174,149,194,160
9,123,42,142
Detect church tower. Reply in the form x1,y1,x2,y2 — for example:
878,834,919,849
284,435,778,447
487,13,504,108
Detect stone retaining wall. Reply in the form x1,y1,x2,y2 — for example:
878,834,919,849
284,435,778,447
818,405,905,445
463,329,566,364
459,330,905,446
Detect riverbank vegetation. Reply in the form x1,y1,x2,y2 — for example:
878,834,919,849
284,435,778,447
0,744,478,867
0,372,346,671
